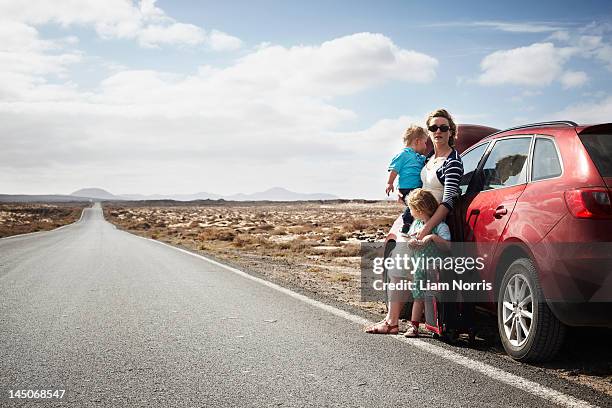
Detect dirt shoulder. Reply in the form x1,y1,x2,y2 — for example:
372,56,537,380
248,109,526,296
101,200,612,397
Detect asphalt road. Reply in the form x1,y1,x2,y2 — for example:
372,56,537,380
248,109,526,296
0,204,609,407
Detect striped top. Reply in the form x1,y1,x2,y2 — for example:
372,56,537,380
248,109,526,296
424,149,464,211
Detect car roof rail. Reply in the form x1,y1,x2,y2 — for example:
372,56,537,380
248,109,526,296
488,120,578,137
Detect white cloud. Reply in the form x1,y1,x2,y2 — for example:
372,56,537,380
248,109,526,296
560,70,588,88
137,22,206,48
470,21,565,33
209,30,243,51
0,21,82,100
0,32,438,198
0,0,138,27
547,30,612,72
225,33,437,97
139,0,166,21
547,30,570,42
425,21,567,33
476,24,612,88
0,0,240,50
577,35,602,50
554,96,612,123
579,21,612,37
477,43,573,87
594,43,612,71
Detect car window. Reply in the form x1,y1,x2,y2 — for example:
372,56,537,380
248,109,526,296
532,138,562,181
481,137,531,190
579,134,612,177
459,142,489,195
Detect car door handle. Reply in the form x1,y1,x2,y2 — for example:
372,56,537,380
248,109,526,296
466,209,480,241
494,206,508,219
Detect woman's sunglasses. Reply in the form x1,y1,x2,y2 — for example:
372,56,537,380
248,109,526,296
428,124,450,132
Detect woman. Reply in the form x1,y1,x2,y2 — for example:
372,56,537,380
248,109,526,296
365,108,464,335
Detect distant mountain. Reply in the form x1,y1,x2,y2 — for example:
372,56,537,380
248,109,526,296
119,192,222,201
119,187,336,201
0,194,93,203
71,188,118,200
3,187,338,203
225,187,338,201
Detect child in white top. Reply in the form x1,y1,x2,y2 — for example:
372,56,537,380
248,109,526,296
404,188,451,337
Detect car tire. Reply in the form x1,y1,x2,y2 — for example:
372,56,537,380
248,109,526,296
497,258,566,362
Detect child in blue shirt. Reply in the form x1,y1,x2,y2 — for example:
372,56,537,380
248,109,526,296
386,125,428,234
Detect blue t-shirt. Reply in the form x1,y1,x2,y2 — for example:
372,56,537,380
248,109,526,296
388,147,426,189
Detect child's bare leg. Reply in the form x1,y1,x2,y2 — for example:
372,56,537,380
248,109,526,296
404,299,424,337
411,300,424,324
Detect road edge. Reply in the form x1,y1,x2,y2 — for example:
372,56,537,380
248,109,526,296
135,233,600,408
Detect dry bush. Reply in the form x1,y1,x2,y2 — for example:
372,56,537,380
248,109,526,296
369,216,397,229
289,239,312,253
183,230,199,238
330,232,347,242
342,219,369,232
232,234,265,248
326,245,360,257
331,273,352,282
199,227,236,242
188,221,201,228
275,242,291,250
289,225,315,235
269,227,288,235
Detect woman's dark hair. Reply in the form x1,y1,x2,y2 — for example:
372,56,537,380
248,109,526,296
426,108,457,147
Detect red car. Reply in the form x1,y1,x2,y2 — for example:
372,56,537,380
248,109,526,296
386,121,612,362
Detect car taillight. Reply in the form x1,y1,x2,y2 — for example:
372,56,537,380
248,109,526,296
564,188,612,219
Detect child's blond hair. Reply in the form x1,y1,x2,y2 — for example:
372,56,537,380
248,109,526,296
403,125,428,145
406,188,439,217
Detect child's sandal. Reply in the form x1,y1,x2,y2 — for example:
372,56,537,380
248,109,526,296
404,322,420,338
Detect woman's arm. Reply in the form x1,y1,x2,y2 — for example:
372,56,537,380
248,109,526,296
425,233,451,251
416,151,463,240
415,205,449,240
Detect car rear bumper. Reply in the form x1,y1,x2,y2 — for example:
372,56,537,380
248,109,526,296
548,302,612,327
538,217,612,305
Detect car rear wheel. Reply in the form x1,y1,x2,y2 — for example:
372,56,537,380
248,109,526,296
497,258,566,362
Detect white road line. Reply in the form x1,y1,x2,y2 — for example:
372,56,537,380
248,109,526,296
0,206,87,241
144,237,596,408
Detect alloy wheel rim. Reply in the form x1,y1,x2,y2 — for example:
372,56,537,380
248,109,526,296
502,274,533,347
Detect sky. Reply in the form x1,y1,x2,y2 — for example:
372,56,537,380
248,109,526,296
1,0,612,199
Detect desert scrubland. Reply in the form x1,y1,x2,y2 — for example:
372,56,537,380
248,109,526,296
0,203,88,238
